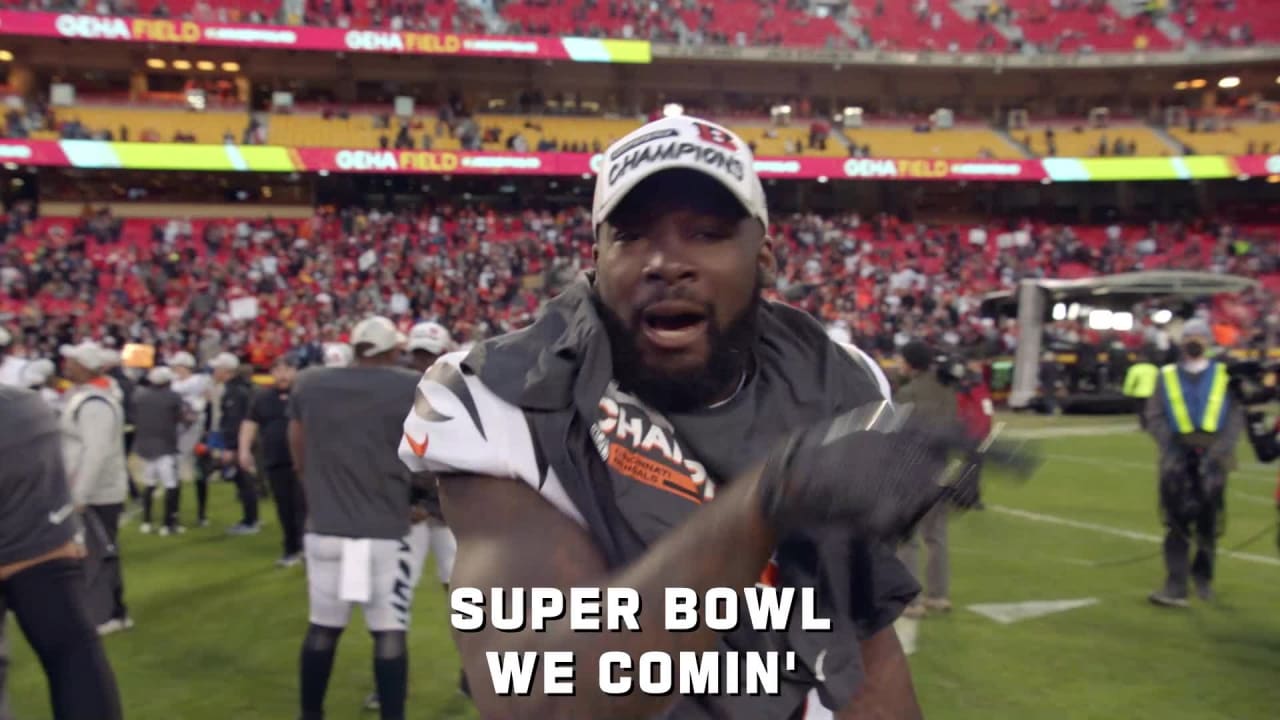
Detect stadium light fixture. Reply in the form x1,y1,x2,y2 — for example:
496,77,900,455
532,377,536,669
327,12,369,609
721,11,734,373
1052,303,1067,321
0,50,13,62
1188,78,1207,89
1152,309,1173,324
221,61,241,73
1111,312,1134,332
1218,76,1241,89
172,59,192,70
1087,309,1114,331
662,103,684,118
196,60,216,71
817,176,828,184
1067,303,1082,320
145,58,166,69
1268,175,1280,184
1173,81,1188,90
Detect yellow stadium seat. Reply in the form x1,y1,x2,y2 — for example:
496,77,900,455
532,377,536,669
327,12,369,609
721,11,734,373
53,106,245,143
266,114,460,150
1164,124,1280,156
832,127,1025,159
473,115,641,152
1022,125,1174,157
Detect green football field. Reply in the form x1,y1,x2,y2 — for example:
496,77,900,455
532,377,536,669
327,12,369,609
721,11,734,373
7,414,1280,719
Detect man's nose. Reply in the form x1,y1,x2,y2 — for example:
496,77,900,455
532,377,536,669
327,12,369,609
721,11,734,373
641,231,697,285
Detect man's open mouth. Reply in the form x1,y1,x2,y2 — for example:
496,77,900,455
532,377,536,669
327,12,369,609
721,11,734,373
640,300,709,350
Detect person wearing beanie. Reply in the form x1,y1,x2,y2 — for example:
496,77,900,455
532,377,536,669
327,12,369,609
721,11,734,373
894,340,960,619
1145,317,1243,607
131,366,190,536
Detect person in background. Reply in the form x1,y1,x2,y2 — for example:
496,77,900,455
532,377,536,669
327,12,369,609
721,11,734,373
1124,349,1160,429
21,358,62,414
895,341,961,619
1145,319,1242,607
131,366,189,536
240,352,306,568
289,316,423,720
58,341,132,635
323,342,354,369
210,352,259,535
0,327,28,387
0,386,123,720
170,351,213,526
955,358,995,510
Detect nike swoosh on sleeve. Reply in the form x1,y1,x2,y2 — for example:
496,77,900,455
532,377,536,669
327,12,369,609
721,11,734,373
404,432,429,457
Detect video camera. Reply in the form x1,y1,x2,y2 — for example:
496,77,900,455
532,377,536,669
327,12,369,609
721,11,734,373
1226,361,1280,463
1225,360,1280,406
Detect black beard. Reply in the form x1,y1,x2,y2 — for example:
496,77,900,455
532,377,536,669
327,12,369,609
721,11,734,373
594,284,761,415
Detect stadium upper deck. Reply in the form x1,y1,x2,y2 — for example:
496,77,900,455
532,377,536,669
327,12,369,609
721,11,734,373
0,0,1275,52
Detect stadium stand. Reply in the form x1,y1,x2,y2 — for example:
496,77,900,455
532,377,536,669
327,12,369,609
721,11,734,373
1165,122,1280,156
4,206,1278,367
1021,124,1175,157
842,126,1025,159
10,0,1277,49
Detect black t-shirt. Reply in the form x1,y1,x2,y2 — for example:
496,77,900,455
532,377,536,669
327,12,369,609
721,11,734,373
248,385,292,470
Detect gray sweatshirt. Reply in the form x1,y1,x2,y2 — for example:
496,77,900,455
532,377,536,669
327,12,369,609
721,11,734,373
60,382,129,507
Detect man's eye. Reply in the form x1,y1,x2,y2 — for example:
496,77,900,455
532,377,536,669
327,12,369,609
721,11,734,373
612,230,638,244
693,228,733,241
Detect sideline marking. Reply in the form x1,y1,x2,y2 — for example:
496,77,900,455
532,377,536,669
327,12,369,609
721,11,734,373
988,504,1280,568
968,598,1099,625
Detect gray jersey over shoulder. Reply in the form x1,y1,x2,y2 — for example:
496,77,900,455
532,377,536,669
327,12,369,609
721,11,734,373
130,386,184,459
0,386,77,566
289,365,420,539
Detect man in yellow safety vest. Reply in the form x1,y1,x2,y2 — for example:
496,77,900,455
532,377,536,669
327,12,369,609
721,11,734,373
1123,350,1160,429
1143,319,1242,608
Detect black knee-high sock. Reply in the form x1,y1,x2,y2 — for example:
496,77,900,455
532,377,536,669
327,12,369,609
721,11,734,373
371,631,407,720
300,624,342,720
141,487,156,526
195,476,208,522
163,487,180,528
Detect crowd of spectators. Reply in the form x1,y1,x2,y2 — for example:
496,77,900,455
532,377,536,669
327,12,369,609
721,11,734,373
9,0,1271,52
2,202,1279,375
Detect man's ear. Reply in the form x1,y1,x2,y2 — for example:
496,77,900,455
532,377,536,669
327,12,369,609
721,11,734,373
757,235,777,287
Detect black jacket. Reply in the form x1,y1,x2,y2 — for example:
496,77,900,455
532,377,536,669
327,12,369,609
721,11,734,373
218,376,253,449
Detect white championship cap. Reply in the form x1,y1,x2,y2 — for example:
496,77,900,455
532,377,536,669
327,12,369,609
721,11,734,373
406,322,454,355
169,351,196,369
323,343,354,368
148,366,174,385
21,358,55,386
60,341,111,372
209,352,241,371
351,316,400,357
592,115,767,233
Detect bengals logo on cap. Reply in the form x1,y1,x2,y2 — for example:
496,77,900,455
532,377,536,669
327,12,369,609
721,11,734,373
692,121,738,151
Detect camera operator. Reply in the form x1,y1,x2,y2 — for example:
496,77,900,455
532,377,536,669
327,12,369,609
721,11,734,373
1144,319,1243,608
1231,360,1280,554
895,341,961,618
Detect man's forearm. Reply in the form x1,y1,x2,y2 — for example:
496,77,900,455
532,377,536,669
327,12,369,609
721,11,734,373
447,470,778,719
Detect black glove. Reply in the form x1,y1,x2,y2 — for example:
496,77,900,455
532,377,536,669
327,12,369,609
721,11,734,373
758,401,1039,540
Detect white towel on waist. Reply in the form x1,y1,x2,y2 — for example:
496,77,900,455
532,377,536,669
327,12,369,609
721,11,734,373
338,538,373,603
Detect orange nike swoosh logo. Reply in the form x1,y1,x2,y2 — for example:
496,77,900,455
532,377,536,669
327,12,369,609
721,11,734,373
404,432,428,457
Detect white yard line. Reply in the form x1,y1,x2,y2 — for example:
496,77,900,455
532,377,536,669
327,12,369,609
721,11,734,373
1047,452,1277,483
1006,423,1139,440
988,504,1280,568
